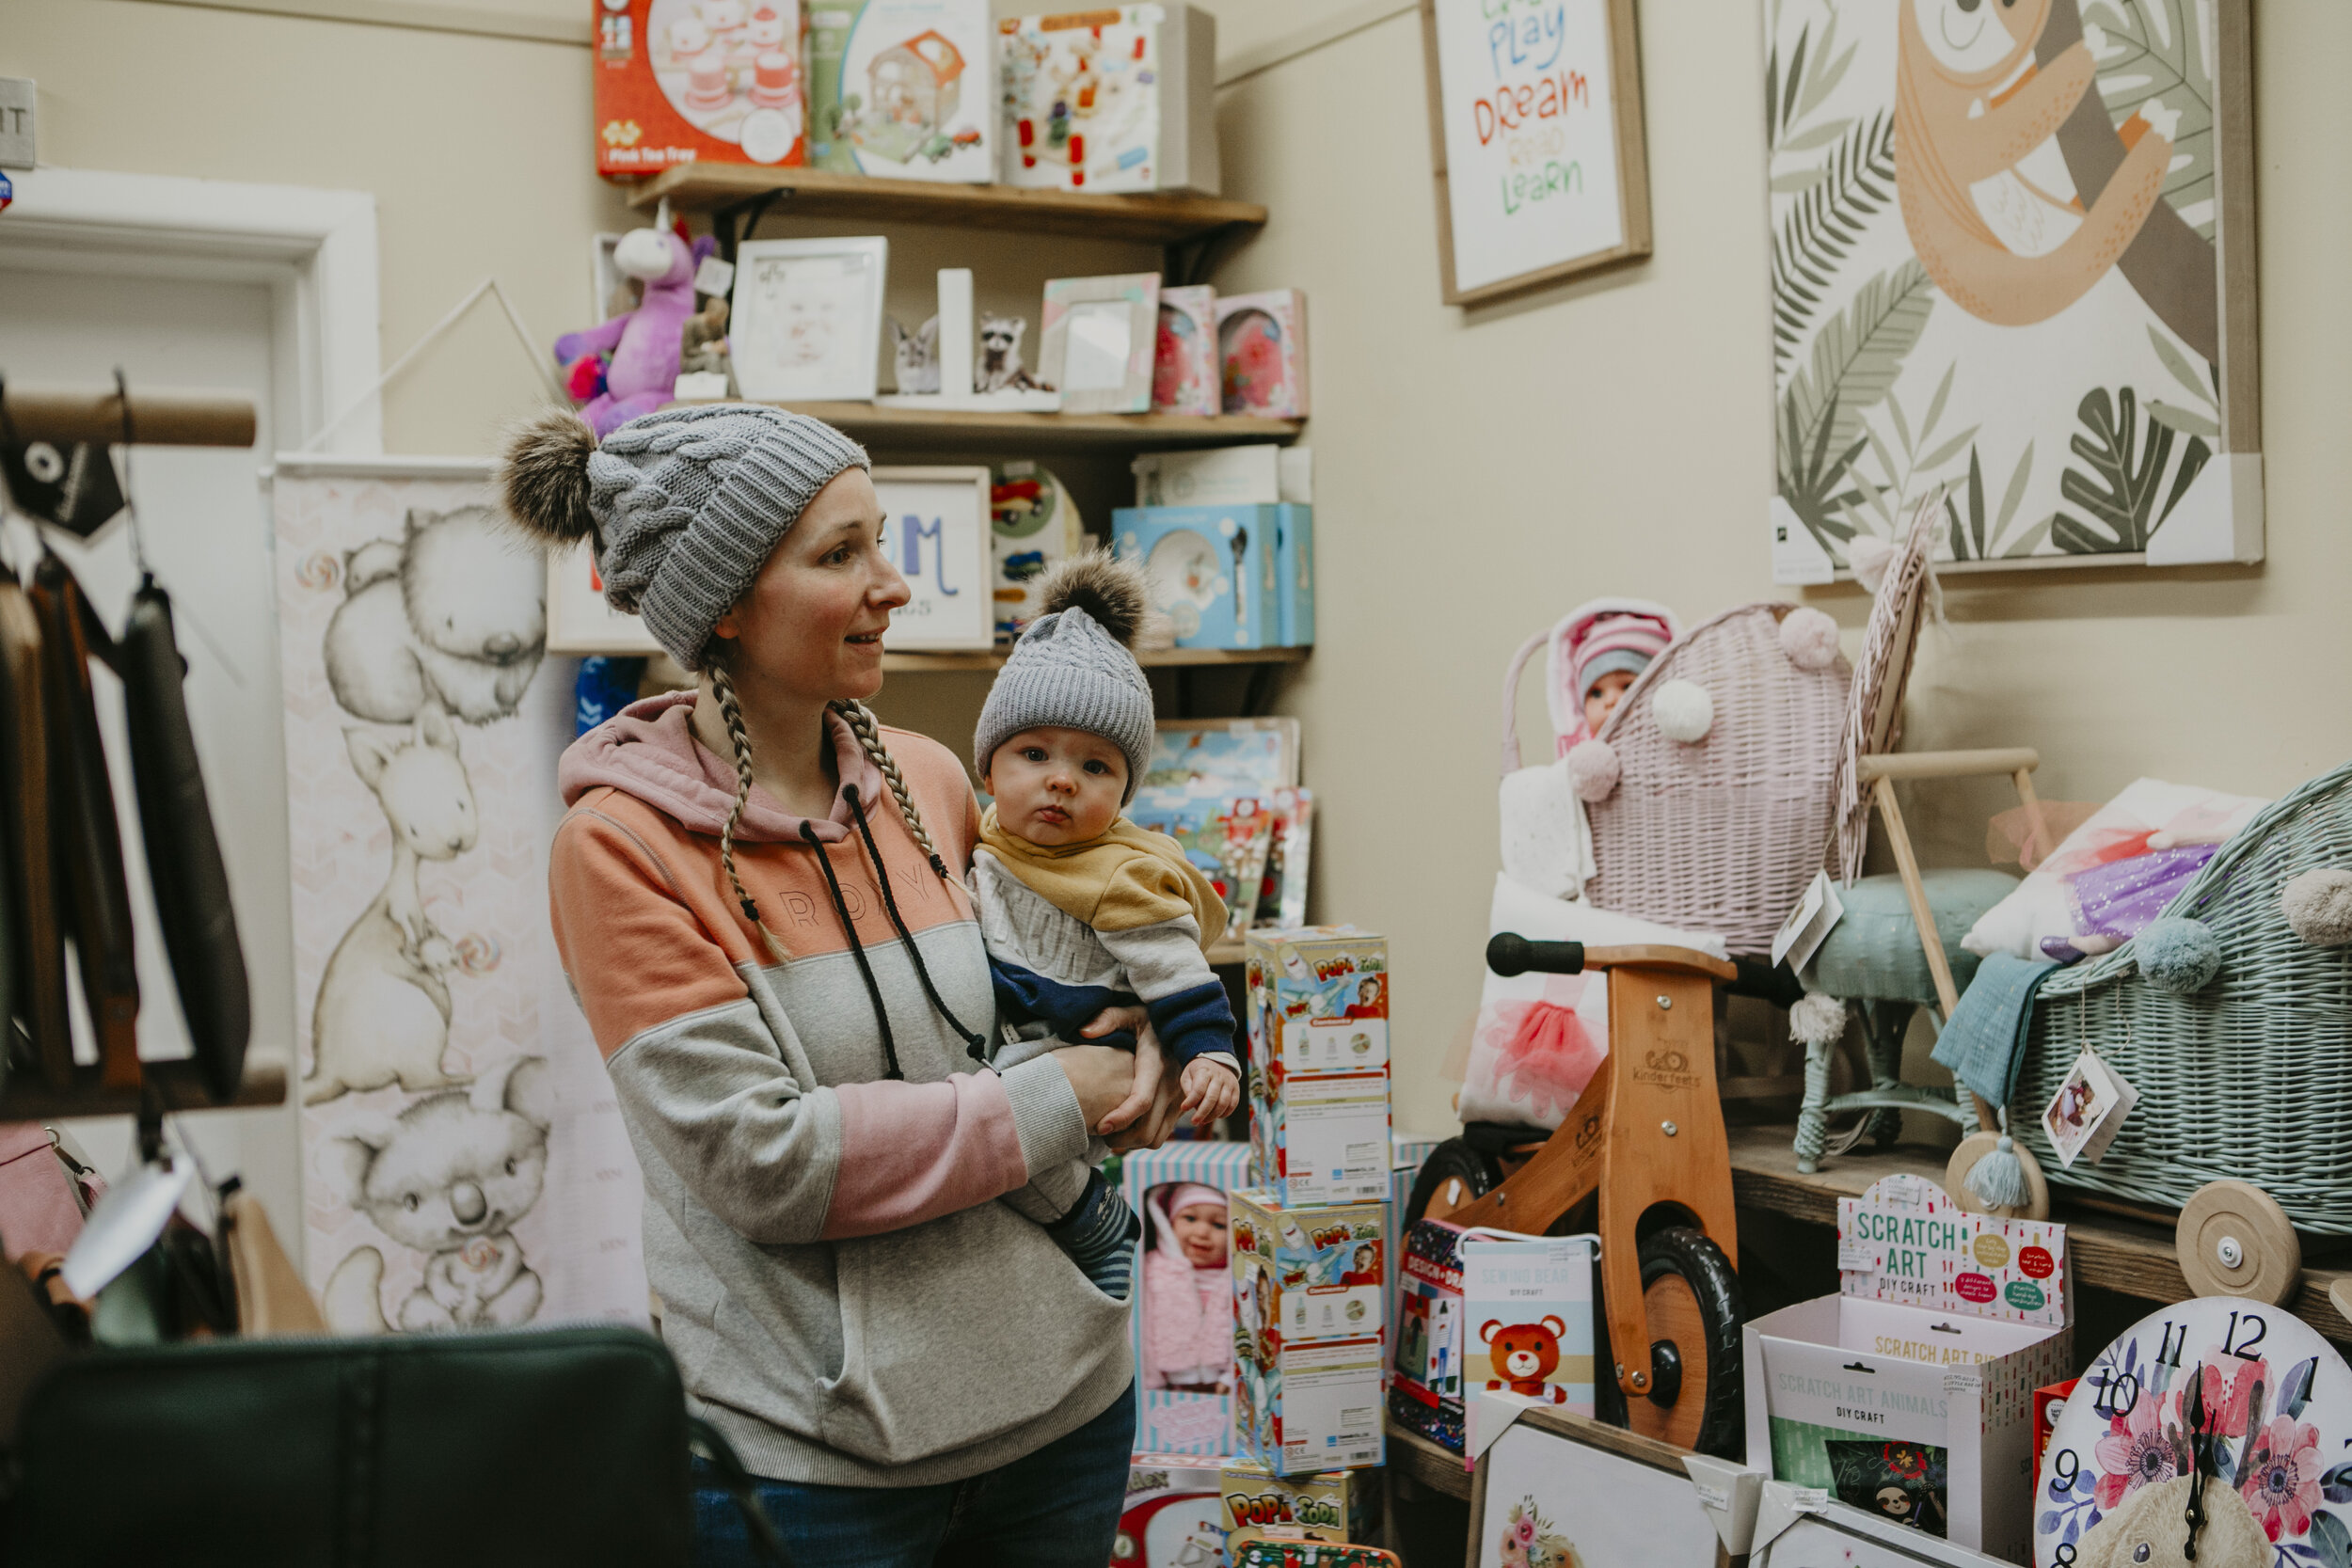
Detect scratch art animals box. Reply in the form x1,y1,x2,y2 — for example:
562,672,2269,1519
1230,1189,1386,1350
595,0,807,176
997,5,1219,194
1219,1456,1380,1554
1742,1175,2073,1560
807,0,993,182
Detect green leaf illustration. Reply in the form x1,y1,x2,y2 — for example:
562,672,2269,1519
2003,516,2057,558
2147,400,2219,439
2051,387,2213,552
1771,110,1899,376
2089,0,2217,235
1785,259,1933,478
2146,324,2217,409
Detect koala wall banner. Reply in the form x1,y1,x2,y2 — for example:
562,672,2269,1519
272,456,647,1334
1765,0,2260,581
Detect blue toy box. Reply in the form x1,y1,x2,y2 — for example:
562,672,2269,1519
1272,504,1313,647
1115,504,1308,649
1119,1139,1255,1457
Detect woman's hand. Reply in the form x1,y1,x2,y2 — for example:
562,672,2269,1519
1051,1045,1143,1132
1083,1005,1156,1134
1104,1022,1184,1153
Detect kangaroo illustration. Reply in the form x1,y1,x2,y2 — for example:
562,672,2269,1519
1895,0,2176,327
304,703,479,1105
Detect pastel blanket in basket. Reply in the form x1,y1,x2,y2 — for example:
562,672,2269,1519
1458,873,1729,1130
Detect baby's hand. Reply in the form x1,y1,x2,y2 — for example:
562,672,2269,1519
1180,1058,1242,1130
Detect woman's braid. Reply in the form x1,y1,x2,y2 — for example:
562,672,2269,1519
707,659,793,964
829,699,953,881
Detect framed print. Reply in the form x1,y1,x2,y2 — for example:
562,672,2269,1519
546,540,660,657
1470,1405,1726,1568
730,235,888,403
1417,0,1653,306
1755,1485,2026,1568
1039,273,1161,415
875,465,993,651
1764,0,2261,579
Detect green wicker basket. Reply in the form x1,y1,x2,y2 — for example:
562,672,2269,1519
2013,759,2352,1235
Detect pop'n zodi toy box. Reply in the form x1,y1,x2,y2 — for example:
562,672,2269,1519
1219,1456,1380,1554
997,5,1219,194
1742,1175,2073,1561
1248,1069,1388,1212
807,0,993,182
1229,1189,1385,1349
595,0,807,176
1231,1323,1386,1477
1115,1456,1225,1568
1247,926,1388,1079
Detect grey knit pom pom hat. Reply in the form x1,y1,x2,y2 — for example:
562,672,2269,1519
501,403,867,670
974,553,1156,803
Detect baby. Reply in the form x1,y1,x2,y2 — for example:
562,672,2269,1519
970,553,1243,1299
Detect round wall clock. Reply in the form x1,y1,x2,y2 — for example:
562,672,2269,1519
2036,1297,2352,1568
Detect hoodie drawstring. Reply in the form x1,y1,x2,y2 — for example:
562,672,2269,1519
800,819,905,1082
845,786,992,1064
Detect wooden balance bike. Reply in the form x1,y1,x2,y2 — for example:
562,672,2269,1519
1410,935,1748,1456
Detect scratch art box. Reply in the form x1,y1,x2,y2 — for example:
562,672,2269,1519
1742,1175,2073,1560
1219,1456,1380,1554
595,0,807,176
1230,1189,1385,1349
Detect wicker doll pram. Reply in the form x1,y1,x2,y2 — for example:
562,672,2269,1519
1579,604,1852,955
2011,759,2352,1236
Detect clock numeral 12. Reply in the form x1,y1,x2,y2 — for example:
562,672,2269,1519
2224,1310,2267,1361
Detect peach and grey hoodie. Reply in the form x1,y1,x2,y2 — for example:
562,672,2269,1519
548,691,1132,1486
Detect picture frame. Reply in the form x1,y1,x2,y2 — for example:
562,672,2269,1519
545,539,660,657
1468,1405,1727,1568
729,235,888,403
1752,1484,2018,1568
1038,272,1161,416
1417,0,1653,307
874,465,993,651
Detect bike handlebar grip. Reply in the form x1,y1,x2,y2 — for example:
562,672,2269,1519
1486,933,1585,977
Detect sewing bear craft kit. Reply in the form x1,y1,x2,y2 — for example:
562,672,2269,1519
1245,927,1391,1209
806,0,993,182
595,0,808,175
997,5,1220,194
1460,1231,1599,1461
1743,1175,2074,1560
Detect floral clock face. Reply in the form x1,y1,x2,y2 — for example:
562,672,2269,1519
2036,1297,2352,1568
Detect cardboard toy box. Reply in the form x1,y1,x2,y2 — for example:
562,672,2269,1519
1220,1455,1381,1554
1112,505,1271,651
1232,1328,1387,1477
1388,1217,1468,1452
1384,1133,1439,1342
997,4,1219,194
595,0,807,176
1120,1139,1254,1457
1230,1189,1385,1349
1116,1455,1226,1568
1245,927,1390,1207
1743,1175,2073,1561
806,0,993,182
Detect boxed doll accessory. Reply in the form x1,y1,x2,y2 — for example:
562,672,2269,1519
1120,1140,1252,1457
1216,290,1310,418
1220,1456,1380,1555
1742,1175,2073,1560
1119,1456,1226,1568
998,5,1219,194
806,0,993,182
1230,1190,1386,1349
596,0,807,174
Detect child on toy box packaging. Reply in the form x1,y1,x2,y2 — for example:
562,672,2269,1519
1143,1183,1235,1394
970,552,1244,1300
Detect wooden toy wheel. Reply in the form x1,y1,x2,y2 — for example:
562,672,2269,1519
1406,1138,1503,1228
1945,1132,2052,1221
1619,1227,1746,1457
2177,1180,2301,1305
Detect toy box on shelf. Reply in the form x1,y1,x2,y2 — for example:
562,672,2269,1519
596,0,807,175
1230,1190,1385,1349
1132,444,1312,510
1390,1218,1468,1453
1115,504,1310,652
1742,1175,2073,1561
1117,1455,1225,1568
1120,1139,1254,1457
1220,1456,1380,1557
1217,290,1309,418
1385,1134,1439,1339
806,0,993,182
1152,284,1219,416
1233,1324,1386,1478
989,461,1084,641
1244,927,1391,1208
1390,1221,1598,1459
997,5,1219,194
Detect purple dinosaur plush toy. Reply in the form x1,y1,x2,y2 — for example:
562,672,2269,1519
556,214,716,436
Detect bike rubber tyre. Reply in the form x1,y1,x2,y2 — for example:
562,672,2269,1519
1623,1226,1746,1457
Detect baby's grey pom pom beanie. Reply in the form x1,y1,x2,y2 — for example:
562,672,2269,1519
579,404,867,670
974,553,1157,802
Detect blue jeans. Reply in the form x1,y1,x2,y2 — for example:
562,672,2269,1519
691,1383,1136,1567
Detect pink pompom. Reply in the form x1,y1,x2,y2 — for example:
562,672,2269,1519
1780,607,1841,671
1566,739,1619,802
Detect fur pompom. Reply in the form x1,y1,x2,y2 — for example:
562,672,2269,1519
1847,534,1898,594
2136,917,2223,993
1780,607,1842,671
2282,868,2352,947
1789,991,1848,1049
1038,549,1149,649
1565,738,1620,803
497,407,599,549
1653,678,1715,743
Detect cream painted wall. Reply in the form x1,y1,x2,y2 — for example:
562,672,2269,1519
8,0,2344,1148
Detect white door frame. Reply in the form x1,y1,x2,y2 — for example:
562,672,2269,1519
0,166,382,452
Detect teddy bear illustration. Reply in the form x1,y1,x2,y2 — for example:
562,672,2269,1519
1895,0,2180,328
2072,1474,2265,1568
321,505,547,727
1483,1315,1571,1402
319,1056,554,1334
304,704,477,1105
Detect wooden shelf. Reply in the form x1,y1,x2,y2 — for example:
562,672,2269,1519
882,645,1307,673
1385,1419,1474,1501
1727,1124,2352,1344
0,1053,290,1120
623,164,1267,245
732,401,1301,453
